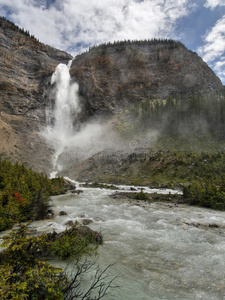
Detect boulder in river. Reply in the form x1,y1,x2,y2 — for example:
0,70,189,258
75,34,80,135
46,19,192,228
64,179,76,191
59,211,67,216
46,209,54,219
64,220,74,227
81,219,93,225
71,189,83,194
130,187,137,191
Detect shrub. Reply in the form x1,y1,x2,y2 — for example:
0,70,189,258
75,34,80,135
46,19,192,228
0,223,116,299
134,190,149,201
50,229,98,260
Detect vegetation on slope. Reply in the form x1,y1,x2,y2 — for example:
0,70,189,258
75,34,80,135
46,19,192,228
0,160,66,231
113,89,225,210
91,150,225,184
81,150,225,210
116,89,225,149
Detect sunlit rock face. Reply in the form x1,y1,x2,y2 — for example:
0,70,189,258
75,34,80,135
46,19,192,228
70,40,223,119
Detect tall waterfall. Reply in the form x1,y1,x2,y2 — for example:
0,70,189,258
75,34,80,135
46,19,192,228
49,61,79,141
43,61,121,177
43,60,80,173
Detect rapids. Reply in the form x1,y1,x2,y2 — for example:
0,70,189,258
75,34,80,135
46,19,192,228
31,183,225,300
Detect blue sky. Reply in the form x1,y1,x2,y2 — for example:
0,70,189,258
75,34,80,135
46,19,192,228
0,0,225,84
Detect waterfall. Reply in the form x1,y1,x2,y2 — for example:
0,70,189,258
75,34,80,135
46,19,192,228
50,61,79,140
43,60,80,174
43,61,121,177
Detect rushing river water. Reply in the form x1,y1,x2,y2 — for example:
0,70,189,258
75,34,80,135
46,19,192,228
30,183,225,300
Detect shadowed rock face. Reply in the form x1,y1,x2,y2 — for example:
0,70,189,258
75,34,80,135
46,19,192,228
70,41,223,119
0,18,72,172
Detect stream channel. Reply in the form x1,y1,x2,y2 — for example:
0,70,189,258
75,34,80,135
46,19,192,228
22,182,225,299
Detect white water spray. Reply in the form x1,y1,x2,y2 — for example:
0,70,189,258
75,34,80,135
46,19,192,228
43,60,80,171
50,62,79,139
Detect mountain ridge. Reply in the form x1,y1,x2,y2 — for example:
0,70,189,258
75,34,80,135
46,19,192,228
0,17,224,175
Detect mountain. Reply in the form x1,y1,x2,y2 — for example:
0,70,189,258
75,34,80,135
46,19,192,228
70,40,223,120
0,17,224,175
0,17,72,172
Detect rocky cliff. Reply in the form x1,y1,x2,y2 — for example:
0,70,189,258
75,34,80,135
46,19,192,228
0,18,224,175
0,17,72,172
70,40,223,119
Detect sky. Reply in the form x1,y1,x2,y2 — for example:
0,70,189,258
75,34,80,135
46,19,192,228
0,0,225,84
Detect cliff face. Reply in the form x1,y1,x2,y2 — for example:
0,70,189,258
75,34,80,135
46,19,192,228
70,41,223,118
0,18,72,171
0,18,224,175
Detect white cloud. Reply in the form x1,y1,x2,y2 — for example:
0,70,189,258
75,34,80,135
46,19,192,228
197,14,225,83
214,57,225,82
205,0,225,9
214,57,225,70
0,0,195,56
198,16,225,62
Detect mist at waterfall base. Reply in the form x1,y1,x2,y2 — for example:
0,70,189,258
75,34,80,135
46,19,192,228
42,62,120,174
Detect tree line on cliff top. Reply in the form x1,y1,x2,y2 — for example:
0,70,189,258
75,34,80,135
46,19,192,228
0,16,38,41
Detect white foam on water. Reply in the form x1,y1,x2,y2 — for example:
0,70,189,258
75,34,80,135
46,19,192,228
26,184,225,300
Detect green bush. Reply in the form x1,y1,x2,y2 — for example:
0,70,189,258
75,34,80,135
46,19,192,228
183,178,225,210
0,224,66,300
134,190,149,201
50,230,98,260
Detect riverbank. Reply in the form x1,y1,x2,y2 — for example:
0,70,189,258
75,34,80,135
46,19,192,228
65,150,225,188
110,190,185,204
65,148,225,212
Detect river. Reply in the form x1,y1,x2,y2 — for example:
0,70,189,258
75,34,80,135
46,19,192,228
31,183,225,300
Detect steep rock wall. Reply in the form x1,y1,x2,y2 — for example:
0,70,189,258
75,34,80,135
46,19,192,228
0,18,72,172
70,41,223,118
